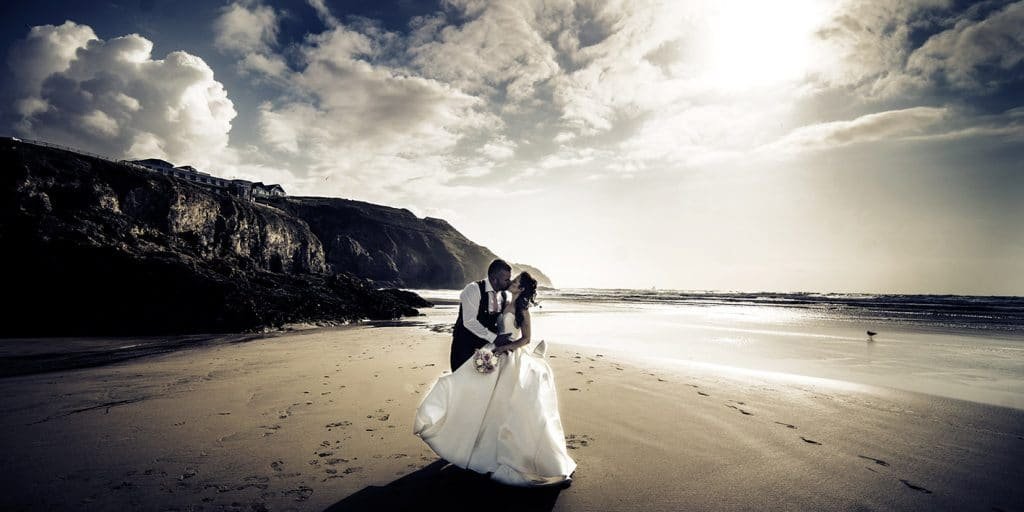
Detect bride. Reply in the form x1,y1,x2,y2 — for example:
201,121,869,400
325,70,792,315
414,272,576,487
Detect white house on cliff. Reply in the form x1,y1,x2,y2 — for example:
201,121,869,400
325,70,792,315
130,159,286,201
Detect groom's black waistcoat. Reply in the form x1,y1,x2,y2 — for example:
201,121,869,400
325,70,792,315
450,280,499,371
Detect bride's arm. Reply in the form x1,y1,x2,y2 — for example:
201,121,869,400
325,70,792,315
496,310,531,354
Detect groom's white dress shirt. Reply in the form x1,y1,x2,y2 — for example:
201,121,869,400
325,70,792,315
460,279,506,343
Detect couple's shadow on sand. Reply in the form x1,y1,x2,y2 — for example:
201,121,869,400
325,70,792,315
322,460,566,512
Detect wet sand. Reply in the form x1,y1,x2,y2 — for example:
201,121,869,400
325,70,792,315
0,322,1022,511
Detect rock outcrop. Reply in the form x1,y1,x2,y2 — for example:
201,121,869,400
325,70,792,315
263,197,553,289
0,138,428,336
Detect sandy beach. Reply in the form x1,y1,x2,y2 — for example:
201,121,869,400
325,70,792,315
1,317,1022,511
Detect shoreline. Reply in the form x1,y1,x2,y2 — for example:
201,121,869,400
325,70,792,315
4,311,1022,411
5,313,1022,412
1,321,1022,511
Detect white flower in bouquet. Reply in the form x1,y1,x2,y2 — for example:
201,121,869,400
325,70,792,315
473,348,498,374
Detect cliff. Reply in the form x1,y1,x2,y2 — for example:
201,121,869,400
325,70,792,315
0,138,428,336
263,197,553,289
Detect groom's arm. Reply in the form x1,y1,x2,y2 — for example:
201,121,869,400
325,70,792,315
460,284,497,343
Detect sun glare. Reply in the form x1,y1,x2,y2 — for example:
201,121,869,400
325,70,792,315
697,1,829,90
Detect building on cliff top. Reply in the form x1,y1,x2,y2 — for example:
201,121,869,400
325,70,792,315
129,159,285,201
252,182,286,197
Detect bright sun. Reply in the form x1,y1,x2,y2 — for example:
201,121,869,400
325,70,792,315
697,0,832,90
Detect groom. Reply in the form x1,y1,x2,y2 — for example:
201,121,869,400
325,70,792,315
450,259,514,371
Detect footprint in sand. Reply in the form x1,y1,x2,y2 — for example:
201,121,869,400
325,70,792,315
270,460,284,472
724,404,754,415
325,420,352,431
773,421,797,429
697,391,710,397
282,485,314,502
236,476,269,490
899,479,932,494
566,433,594,449
568,388,580,391
110,481,133,491
858,455,889,467
800,437,821,445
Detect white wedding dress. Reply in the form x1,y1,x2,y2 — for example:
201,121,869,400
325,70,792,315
413,312,576,486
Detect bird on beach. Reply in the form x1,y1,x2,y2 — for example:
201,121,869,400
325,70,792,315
866,330,877,341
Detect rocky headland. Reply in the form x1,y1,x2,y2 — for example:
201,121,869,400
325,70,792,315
0,138,544,336
264,196,550,289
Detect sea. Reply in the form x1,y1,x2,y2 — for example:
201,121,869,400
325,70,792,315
410,289,1024,410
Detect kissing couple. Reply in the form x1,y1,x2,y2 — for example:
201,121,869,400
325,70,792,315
414,259,576,486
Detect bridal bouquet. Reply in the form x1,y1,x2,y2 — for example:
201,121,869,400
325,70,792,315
473,348,498,374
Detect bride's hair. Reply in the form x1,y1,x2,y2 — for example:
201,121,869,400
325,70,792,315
514,272,538,328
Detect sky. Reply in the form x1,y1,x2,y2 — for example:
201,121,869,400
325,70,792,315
1,0,1022,294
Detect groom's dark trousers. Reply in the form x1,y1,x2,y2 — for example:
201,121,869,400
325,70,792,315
450,280,500,371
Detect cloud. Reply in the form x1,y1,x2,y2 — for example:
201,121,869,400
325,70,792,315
213,0,280,55
811,1,937,89
404,0,760,175
6,20,97,97
236,0,998,191
251,23,498,200
306,0,341,28
781,0,1023,161
811,0,1024,98
212,1,289,78
479,137,517,160
410,1,564,105
7,22,236,168
907,1,1024,90
238,0,694,199
764,106,950,153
